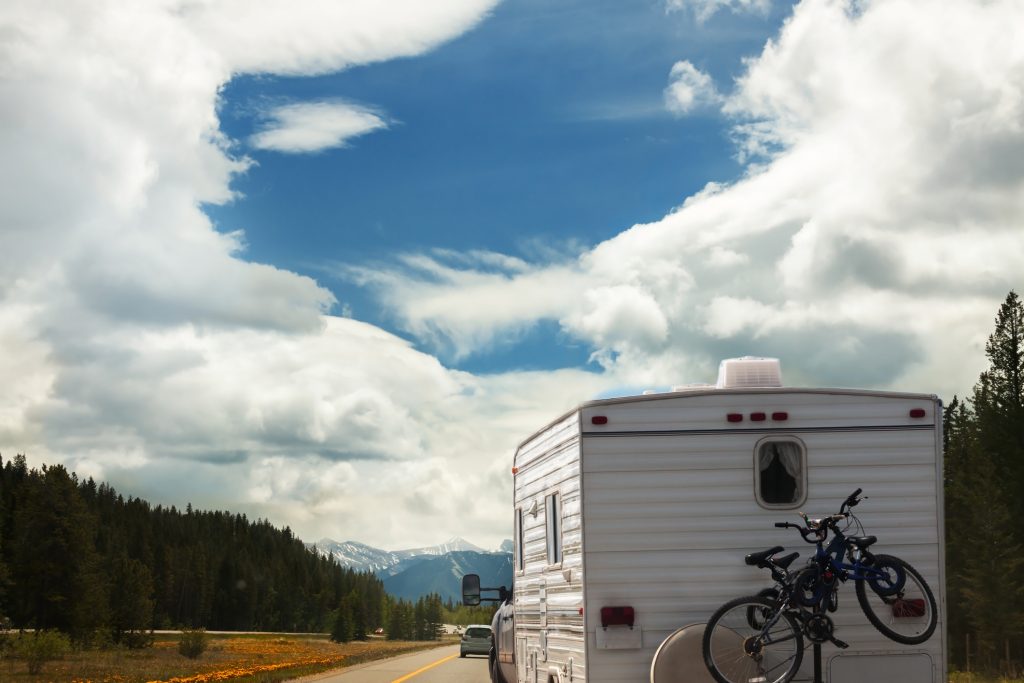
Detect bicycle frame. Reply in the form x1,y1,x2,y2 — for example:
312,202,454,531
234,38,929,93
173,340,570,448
805,518,889,606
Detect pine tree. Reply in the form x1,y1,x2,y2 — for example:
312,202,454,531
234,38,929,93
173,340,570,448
944,291,1024,671
975,291,1024,521
414,597,426,640
9,464,106,635
331,595,353,643
942,396,975,666
386,599,404,640
426,594,443,641
110,555,155,647
351,591,367,640
956,439,1024,664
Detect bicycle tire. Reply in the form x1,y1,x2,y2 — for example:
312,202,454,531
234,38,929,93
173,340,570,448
855,554,937,645
702,595,804,683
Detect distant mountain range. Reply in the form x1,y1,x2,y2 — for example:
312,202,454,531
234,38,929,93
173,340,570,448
308,537,513,603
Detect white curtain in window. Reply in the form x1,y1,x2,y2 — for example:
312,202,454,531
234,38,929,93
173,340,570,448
758,442,803,499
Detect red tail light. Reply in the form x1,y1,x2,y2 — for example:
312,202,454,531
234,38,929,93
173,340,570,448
600,606,635,629
591,415,608,425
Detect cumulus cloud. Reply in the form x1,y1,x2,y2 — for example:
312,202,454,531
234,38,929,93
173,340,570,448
250,101,389,153
5,0,1024,552
0,0,538,550
352,0,1024,399
664,60,722,115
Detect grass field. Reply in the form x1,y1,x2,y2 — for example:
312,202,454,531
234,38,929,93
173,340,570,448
950,673,1024,683
5,635,1020,683
1,633,453,683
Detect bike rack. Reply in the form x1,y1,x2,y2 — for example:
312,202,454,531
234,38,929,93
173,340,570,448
812,642,823,683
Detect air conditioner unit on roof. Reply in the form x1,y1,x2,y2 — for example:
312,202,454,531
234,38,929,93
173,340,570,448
716,357,783,389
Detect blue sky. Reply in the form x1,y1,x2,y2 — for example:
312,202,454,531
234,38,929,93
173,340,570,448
2,0,1022,549
208,0,787,372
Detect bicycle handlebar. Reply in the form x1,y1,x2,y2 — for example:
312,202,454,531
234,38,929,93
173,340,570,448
840,488,864,514
774,519,826,543
774,489,867,542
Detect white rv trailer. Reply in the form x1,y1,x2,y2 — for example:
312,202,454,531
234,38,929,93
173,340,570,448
506,357,945,683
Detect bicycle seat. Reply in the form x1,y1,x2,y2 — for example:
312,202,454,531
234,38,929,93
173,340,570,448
773,551,799,569
745,546,785,567
848,535,877,548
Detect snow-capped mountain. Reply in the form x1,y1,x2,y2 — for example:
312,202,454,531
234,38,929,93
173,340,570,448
309,536,488,575
309,536,514,601
308,539,404,574
396,536,485,559
497,539,513,553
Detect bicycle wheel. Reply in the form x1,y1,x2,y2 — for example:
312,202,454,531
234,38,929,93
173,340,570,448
855,554,937,644
703,596,804,683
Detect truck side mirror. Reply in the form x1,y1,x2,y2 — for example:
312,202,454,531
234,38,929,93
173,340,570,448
462,573,481,606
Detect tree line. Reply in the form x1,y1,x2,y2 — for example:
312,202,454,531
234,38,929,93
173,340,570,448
944,291,1024,675
0,459,388,643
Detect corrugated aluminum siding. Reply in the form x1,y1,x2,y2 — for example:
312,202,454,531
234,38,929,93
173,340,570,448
578,390,944,683
515,411,587,682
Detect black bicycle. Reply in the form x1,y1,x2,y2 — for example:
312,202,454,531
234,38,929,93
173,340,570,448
702,491,937,683
701,544,839,683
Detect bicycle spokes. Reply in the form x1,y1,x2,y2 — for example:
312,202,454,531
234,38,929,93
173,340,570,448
704,596,803,683
855,554,937,644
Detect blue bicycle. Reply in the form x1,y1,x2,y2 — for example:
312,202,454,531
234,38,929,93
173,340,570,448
776,488,937,645
702,491,938,683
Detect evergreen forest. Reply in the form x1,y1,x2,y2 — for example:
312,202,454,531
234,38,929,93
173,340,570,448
944,291,1024,674
0,462,388,642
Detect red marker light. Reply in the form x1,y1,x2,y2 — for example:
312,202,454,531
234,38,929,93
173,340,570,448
727,413,743,423
750,412,767,422
772,412,789,421
909,408,926,418
591,415,608,425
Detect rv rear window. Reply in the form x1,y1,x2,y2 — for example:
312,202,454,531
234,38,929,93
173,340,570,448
755,439,806,508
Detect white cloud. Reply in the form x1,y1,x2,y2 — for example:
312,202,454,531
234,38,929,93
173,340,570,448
353,0,1024,399
564,286,670,364
250,101,389,153
664,60,722,115
346,250,591,359
0,0,535,550
187,0,498,76
5,0,1024,553
667,0,771,23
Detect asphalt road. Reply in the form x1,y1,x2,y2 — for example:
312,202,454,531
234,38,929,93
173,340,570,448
302,644,490,683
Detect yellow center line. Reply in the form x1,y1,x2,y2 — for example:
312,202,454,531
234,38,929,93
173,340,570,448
390,653,459,683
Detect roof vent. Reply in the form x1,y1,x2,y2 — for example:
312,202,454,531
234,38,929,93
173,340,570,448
716,357,783,389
